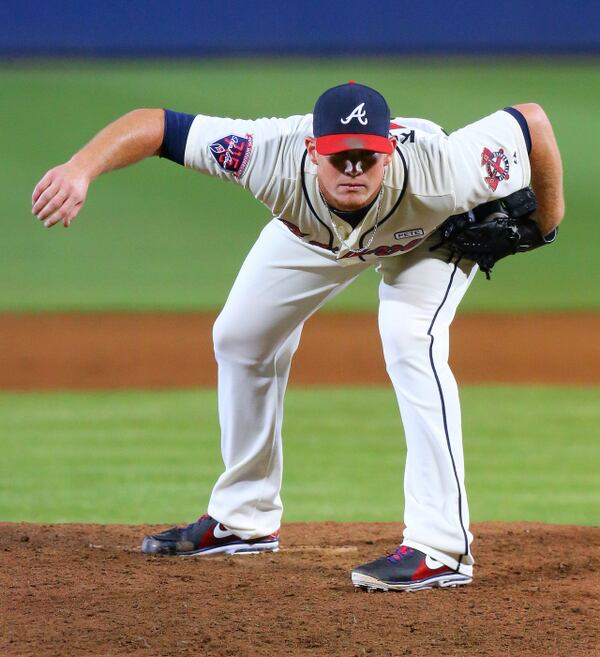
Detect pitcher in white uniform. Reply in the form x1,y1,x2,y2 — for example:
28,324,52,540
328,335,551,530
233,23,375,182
31,82,564,591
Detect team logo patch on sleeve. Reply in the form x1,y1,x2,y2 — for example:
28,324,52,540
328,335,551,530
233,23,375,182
481,147,510,191
209,134,253,177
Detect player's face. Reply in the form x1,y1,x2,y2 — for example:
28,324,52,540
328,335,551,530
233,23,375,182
306,138,396,211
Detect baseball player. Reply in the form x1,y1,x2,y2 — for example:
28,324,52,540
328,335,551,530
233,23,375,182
31,82,564,591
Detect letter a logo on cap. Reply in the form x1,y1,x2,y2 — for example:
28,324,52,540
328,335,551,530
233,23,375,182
313,83,391,154
340,103,368,126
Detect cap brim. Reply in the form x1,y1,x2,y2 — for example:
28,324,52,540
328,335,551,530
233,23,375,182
315,134,393,155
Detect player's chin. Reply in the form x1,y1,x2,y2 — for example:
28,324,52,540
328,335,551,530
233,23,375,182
333,186,370,210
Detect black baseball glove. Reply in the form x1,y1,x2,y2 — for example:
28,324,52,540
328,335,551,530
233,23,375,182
431,187,558,279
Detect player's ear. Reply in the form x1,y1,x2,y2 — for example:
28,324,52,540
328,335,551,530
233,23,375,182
305,137,319,165
384,137,397,165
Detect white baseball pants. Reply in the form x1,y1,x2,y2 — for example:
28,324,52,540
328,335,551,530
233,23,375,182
208,219,477,575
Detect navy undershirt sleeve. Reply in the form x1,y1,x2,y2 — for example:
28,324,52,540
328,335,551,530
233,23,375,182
503,107,532,154
160,109,196,165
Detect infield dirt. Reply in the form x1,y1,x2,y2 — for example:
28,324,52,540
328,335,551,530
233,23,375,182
2,522,599,657
2,312,599,656
1,311,599,389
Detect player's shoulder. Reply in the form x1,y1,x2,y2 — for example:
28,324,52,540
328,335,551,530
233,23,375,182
389,117,448,167
390,116,447,139
269,114,313,158
251,114,313,153
237,114,312,162
448,109,520,139
446,108,531,161
285,113,313,130
387,116,454,196
254,113,312,136
389,117,448,162
246,114,311,184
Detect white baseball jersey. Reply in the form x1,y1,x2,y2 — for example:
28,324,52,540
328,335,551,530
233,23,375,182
176,109,531,264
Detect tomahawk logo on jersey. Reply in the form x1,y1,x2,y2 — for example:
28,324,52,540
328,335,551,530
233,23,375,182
481,147,510,191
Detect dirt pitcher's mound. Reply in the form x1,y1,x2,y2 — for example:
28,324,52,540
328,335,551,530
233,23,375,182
1,522,599,657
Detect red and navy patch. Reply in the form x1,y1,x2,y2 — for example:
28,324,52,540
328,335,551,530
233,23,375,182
481,146,510,191
209,134,253,177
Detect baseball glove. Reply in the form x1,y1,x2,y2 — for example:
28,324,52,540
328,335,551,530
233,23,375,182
431,187,557,279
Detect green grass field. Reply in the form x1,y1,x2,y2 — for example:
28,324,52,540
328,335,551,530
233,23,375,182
1,386,598,526
1,58,599,312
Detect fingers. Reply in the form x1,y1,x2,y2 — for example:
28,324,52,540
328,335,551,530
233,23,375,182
32,164,89,229
43,198,83,229
31,171,53,205
34,186,67,222
32,178,61,216
32,169,62,219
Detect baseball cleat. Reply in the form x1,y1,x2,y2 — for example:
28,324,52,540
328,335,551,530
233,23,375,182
351,545,472,592
141,514,280,556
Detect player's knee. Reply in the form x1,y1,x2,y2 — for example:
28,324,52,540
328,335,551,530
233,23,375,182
385,333,431,369
378,314,432,368
213,313,248,361
213,312,274,365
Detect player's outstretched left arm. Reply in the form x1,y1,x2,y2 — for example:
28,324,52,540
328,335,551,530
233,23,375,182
32,108,165,228
512,103,565,236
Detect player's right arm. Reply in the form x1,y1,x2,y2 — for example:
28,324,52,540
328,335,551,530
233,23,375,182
32,108,164,228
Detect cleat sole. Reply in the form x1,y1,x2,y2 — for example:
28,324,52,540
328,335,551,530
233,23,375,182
141,537,279,557
351,571,472,592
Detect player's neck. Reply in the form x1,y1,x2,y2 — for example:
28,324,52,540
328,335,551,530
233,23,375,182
330,197,377,229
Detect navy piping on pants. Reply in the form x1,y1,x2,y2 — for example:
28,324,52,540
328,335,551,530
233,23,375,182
426,262,469,568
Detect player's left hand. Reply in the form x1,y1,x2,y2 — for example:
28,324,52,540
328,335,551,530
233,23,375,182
433,213,520,278
31,162,91,228
431,187,557,279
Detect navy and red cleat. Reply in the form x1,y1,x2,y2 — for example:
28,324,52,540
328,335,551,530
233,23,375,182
351,545,472,592
141,514,280,556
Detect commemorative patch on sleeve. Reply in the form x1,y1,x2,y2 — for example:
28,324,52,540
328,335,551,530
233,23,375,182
209,134,253,177
481,146,510,191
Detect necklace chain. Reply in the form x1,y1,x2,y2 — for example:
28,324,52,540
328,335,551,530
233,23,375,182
319,187,384,256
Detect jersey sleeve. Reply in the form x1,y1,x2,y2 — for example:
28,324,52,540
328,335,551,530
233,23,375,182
447,110,532,213
181,114,306,200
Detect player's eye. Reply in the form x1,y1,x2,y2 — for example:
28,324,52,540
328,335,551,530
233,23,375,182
328,150,380,169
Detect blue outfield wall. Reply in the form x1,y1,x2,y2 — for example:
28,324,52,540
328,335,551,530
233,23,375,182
1,0,599,56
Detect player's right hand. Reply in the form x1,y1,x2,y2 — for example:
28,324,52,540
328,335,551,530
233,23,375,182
31,162,91,228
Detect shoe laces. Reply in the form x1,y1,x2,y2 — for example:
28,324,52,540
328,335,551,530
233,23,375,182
386,545,415,563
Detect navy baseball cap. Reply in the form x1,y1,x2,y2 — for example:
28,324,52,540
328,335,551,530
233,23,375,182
313,81,392,155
